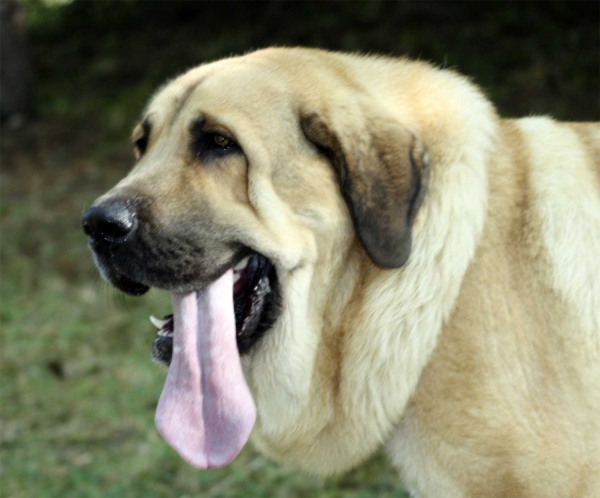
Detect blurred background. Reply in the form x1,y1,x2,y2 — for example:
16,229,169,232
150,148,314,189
1,1,598,496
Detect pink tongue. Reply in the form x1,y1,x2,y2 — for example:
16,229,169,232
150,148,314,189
155,269,256,469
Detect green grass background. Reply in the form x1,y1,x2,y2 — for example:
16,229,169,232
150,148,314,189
1,2,598,496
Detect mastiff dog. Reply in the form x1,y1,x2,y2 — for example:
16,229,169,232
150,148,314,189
82,48,600,497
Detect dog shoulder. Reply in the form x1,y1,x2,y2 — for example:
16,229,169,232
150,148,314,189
515,118,600,335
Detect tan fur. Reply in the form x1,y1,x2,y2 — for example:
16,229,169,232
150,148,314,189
121,48,600,497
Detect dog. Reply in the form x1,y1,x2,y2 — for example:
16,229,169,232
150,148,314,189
82,48,600,497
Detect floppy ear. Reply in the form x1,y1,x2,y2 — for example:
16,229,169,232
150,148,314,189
300,104,429,268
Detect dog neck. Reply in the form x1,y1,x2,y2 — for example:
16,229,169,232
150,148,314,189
247,56,499,475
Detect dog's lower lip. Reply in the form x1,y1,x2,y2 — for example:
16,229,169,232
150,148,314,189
233,253,273,335
115,275,150,296
110,267,150,295
97,258,150,295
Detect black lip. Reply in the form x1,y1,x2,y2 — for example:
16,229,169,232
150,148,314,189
91,234,247,296
234,254,279,355
152,336,173,365
112,273,150,296
91,247,150,296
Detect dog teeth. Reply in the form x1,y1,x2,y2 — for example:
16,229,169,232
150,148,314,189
150,315,169,329
233,273,241,284
234,256,251,271
157,326,174,338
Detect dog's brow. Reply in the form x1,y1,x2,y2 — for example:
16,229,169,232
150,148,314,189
169,77,206,126
142,117,151,136
132,117,151,138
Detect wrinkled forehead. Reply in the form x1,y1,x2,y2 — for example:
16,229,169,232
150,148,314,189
142,57,292,132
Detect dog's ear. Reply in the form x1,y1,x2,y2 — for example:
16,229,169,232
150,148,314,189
300,103,429,268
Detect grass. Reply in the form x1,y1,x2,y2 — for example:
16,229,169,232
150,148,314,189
0,121,408,497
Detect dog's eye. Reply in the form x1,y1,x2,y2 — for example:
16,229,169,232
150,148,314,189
189,118,240,160
133,118,151,159
191,132,239,158
134,136,148,158
213,134,232,148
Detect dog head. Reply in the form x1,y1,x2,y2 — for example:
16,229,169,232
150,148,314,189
82,48,429,469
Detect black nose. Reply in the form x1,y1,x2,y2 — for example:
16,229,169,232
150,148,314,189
82,199,137,243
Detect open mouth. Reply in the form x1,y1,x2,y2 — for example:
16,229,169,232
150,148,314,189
93,244,280,469
151,251,281,469
151,252,278,364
